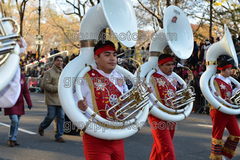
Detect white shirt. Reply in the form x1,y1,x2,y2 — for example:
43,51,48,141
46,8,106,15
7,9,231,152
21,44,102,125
75,68,128,119
19,37,27,54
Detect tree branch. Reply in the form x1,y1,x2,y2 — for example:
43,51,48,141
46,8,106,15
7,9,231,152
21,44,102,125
157,0,160,17
66,0,78,10
89,0,95,6
62,10,79,16
192,13,206,36
50,16,79,48
137,0,162,25
15,0,20,12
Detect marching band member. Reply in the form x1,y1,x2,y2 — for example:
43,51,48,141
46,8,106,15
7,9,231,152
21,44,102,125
148,54,178,160
209,60,240,160
0,37,27,108
0,35,28,146
4,67,32,147
77,40,128,160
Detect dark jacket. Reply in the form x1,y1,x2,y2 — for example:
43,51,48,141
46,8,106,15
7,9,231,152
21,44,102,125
4,74,32,116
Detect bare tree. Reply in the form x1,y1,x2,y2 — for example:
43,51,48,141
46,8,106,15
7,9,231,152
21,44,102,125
0,0,13,17
55,0,99,48
51,16,79,48
137,0,182,29
137,0,163,28
136,0,240,41
0,0,28,36
57,0,98,21
15,0,28,36
186,0,240,38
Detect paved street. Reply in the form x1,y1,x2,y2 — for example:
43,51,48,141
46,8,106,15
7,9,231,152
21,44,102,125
0,92,240,160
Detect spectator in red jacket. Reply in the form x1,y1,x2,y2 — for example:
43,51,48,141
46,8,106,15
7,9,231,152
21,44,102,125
4,72,32,147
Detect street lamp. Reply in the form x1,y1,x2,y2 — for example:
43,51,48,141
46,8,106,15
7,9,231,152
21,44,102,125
209,0,213,41
37,0,41,61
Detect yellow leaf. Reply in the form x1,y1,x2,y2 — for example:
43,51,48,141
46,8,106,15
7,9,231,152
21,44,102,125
214,2,222,6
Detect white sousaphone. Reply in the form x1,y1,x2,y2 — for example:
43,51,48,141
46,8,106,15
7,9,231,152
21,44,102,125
139,5,194,122
58,0,150,140
0,15,21,91
0,14,21,108
200,24,240,115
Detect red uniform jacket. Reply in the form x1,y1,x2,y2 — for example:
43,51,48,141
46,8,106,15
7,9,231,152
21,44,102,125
87,69,122,120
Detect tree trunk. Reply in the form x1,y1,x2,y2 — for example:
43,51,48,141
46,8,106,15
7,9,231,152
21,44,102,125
174,0,180,6
20,12,24,36
209,0,213,41
166,0,171,7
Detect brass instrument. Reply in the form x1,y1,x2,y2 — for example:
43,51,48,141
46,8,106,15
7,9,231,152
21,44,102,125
0,17,20,66
165,63,195,109
0,16,21,92
106,58,150,122
230,67,240,105
230,89,240,105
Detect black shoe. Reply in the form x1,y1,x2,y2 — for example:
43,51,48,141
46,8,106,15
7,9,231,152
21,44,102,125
14,141,20,146
55,137,65,143
38,125,44,136
8,140,14,147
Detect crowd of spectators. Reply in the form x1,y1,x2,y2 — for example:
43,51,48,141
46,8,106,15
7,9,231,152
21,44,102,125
19,48,71,92
19,48,65,77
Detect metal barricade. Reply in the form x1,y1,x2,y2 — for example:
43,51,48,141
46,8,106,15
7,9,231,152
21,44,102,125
196,96,209,114
26,77,42,93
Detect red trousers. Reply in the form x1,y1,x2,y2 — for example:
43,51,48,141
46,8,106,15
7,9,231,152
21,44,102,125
149,115,176,160
210,109,240,159
82,133,125,160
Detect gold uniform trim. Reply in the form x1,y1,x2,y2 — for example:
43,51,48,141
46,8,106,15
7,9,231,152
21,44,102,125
206,61,217,66
149,51,162,57
11,51,19,55
84,73,100,116
80,40,96,48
